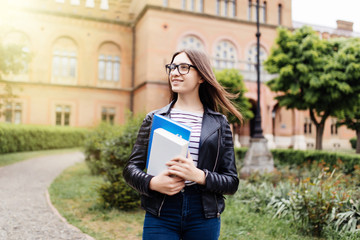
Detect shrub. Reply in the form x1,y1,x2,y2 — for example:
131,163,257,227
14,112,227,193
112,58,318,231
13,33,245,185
84,113,145,210
83,122,122,175
331,199,360,233
98,177,140,211
268,168,353,237
0,124,88,154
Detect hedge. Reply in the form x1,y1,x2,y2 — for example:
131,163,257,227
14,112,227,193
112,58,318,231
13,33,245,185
0,124,89,154
235,147,360,174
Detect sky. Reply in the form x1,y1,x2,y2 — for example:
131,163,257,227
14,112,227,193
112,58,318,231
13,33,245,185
292,0,360,33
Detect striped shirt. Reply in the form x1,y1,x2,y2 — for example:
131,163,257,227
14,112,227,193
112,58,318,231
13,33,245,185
170,108,203,167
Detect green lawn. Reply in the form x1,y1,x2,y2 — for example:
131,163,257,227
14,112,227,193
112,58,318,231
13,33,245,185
49,162,144,240
49,162,320,240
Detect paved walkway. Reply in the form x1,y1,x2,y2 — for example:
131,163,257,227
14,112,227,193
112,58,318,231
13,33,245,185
0,152,94,240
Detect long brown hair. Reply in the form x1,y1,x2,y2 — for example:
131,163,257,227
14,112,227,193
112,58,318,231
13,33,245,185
168,49,242,122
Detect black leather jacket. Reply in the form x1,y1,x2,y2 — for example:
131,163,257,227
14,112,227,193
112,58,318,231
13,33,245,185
123,101,239,218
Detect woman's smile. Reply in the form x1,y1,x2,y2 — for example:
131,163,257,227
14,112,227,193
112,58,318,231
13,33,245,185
171,78,184,84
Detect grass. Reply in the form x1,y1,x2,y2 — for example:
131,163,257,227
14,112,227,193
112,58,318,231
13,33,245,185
0,148,83,167
221,197,317,240
48,162,144,240
49,162,322,240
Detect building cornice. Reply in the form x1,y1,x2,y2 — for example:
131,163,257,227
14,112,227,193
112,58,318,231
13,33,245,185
133,5,282,30
1,80,133,92
133,80,168,91
9,5,287,31
11,6,132,27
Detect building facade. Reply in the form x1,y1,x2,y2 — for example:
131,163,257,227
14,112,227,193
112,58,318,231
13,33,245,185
0,0,356,150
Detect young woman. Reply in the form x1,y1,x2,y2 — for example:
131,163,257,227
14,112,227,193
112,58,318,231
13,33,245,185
123,49,242,240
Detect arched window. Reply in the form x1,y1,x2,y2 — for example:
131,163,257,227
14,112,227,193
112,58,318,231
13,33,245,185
51,37,78,85
214,40,237,69
98,42,121,83
246,44,267,71
178,35,205,51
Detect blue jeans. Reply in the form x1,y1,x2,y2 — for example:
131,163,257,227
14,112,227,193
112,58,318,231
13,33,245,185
142,185,221,240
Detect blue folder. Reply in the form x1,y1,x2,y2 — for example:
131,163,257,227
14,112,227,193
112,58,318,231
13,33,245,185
146,114,192,169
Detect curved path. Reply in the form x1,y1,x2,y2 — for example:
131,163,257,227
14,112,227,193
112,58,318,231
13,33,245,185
0,152,94,240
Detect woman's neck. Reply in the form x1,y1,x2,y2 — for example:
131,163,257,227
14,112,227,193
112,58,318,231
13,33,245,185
174,95,204,114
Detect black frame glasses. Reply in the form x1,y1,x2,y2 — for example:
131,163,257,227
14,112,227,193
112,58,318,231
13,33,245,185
165,63,197,75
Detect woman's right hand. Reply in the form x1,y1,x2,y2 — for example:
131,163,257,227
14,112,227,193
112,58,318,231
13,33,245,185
149,171,185,195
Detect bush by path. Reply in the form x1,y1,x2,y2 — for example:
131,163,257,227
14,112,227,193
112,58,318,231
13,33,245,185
0,124,89,154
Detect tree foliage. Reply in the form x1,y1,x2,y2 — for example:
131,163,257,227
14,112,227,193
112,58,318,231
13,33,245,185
0,42,29,79
336,100,360,154
0,40,30,118
332,39,360,154
215,68,254,124
265,26,360,150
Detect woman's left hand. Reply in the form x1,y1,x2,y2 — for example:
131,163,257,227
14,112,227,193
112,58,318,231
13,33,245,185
166,155,206,185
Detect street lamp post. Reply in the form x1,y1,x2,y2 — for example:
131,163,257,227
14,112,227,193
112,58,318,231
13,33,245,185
240,0,274,178
253,0,263,139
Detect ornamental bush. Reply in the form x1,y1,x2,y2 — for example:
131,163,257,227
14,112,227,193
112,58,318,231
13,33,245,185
267,167,360,238
83,122,122,175
84,113,145,210
0,124,88,154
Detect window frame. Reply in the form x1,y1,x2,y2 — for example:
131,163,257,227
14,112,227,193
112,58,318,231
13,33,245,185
55,105,71,126
4,102,23,124
101,107,116,125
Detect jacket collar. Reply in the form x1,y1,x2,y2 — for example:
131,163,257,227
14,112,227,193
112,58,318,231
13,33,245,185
157,100,222,117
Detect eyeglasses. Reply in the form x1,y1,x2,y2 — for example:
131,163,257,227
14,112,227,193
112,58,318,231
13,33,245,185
165,63,197,75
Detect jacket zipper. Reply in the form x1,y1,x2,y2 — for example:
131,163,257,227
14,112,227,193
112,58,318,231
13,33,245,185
212,128,221,172
214,128,221,217
157,195,166,217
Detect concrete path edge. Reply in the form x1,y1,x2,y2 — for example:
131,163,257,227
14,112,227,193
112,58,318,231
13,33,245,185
45,189,95,240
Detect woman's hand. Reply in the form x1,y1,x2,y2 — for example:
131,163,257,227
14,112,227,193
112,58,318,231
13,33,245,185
149,170,185,195
166,155,206,185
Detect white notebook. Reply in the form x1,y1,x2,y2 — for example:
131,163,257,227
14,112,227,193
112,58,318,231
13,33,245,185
147,128,189,176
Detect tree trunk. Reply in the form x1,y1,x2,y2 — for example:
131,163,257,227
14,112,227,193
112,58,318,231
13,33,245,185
356,130,360,154
309,109,329,151
315,123,325,150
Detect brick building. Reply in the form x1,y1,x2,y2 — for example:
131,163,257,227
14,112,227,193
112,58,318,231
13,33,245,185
0,0,356,150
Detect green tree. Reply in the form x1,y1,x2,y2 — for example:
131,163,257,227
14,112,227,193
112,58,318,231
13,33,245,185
336,100,360,153
215,68,254,144
0,41,30,118
215,68,254,123
333,39,360,154
265,26,360,150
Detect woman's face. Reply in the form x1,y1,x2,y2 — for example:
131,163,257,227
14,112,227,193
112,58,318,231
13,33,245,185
169,52,204,97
